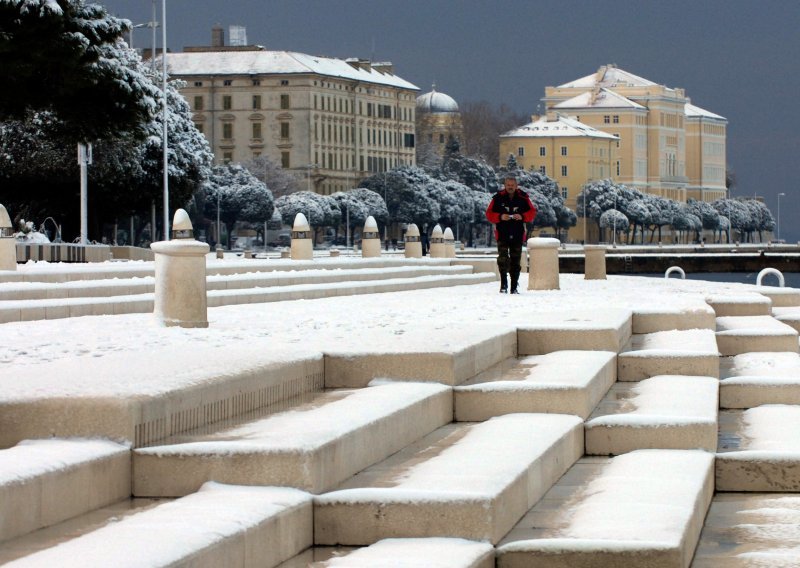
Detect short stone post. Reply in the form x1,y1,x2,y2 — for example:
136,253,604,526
520,246,528,273
527,237,560,290
404,223,422,258
215,245,224,260
584,244,607,280
151,209,209,328
429,224,445,258
361,216,381,258
290,213,313,260
0,204,16,271
443,227,456,258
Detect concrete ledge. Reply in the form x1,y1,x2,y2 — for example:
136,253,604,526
716,316,799,356
314,414,584,545
517,309,631,356
706,294,772,317
585,376,719,455
631,304,716,334
719,352,800,408
756,286,800,308
454,351,616,421
0,439,130,542
617,329,720,381
773,306,800,333
133,383,452,496
5,483,312,568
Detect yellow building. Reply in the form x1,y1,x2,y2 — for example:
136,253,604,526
542,64,727,202
415,85,464,161
499,115,618,242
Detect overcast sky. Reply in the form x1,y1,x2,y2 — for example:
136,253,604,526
102,0,800,241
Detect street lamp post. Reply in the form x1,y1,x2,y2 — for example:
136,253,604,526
383,170,389,250
612,190,618,247
161,0,169,238
778,192,786,241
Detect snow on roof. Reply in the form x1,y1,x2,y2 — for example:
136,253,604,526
165,50,419,90
501,115,618,140
557,65,658,89
553,88,646,111
416,86,459,113
685,102,726,121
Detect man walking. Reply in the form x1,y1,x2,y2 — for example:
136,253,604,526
485,174,537,293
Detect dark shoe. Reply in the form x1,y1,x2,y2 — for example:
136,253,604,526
500,286,508,294
510,287,520,294
499,272,508,292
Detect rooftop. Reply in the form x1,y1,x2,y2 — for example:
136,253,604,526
501,115,619,140
685,102,727,121
553,88,646,111
557,64,658,89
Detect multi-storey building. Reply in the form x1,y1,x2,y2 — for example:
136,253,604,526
499,115,618,242
166,32,419,195
541,64,727,202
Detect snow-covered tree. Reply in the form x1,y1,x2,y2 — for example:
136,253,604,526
240,155,301,199
599,209,629,242
505,153,518,170
274,191,341,240
330,188,387,235
712,198,752,243
671,209,702,243
360,166,441,230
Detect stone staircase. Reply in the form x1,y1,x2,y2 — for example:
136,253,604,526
2,281,800,566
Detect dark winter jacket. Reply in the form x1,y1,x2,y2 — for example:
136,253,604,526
485,189,537,244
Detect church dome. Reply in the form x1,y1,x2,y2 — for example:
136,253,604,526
416,85,459,113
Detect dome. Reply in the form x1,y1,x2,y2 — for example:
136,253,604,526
416,85,459,113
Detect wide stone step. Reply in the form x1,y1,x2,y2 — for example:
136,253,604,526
716,315,799,356
717,405,800,491
631,303,716,334
496,450,715,568
0,439,130,542
314,414,584,545
719,352,800,408
692,493,800,566
279,539,494,567
755,285,800,308
706,293,772,317
454,351,616,421
133,382,452,496
3,483,312,568
773,305,800,333
617,329,720,381
585,375,719,455
516,309,631,355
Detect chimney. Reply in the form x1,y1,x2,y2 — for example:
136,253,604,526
372,62,394,74
212,24,224,47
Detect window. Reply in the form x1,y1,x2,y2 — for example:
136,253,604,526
280,80,289,86
403,133,415,148
603,115,610,124
193,81,203,87
539,146,546,157
439,134,445,144
222,152,232,164
614,134,620,147
539,166,546,175
222,96,232,110
252,95,261,110
252,122,262,139
194,122,204,134
561,165,568,177
561,146,567,156
517,147,524,157
612,115,619,124
252,79,261,86
281,152,290,169
253,152,261,158
222,123,233,139
223,80,232,86
193,96,203,111
314,95,317,109
616,161,621,176
280,94,290,110
561,187,568,199
280,122,290,139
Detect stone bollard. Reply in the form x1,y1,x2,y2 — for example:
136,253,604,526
404,223,422,258
280,248,290,259
151,209,209,328
330,248,340,257
520,246,528,273
429,224,445,258
0,203,16,271
290,213,313,260
527,237,560,290
443,228,456,258
584,245,607,280
215,245,224,260
361,216,381,258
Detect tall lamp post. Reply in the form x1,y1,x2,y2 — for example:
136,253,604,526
612,189,618,247
778,192,786,241
161,0,169,238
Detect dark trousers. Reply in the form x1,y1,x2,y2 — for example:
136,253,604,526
497,241,522,288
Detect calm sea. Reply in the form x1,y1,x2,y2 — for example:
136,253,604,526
635,272,800,287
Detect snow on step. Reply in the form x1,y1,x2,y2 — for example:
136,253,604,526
0,345,323,449
755,285,800,308
692,493,800,566
496,450,715,568
516,308,631,355
705,293,772,317
325,323,515,388
717,405,800,491
4,483,312,568
0,439,129,542
773,305,800,333
617,329,720,381
716,315,799,356
631,302,716,334
284,539,495,568
133,382,452,496
314,413,584,545
719,352,800,408
454,351,616,421
585,375,718,455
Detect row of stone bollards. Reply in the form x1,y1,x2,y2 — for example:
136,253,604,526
527,238,607,290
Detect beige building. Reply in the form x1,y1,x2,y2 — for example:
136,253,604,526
166,33,419,195
499,115,618,242
415,86,464,161
542,64,727,202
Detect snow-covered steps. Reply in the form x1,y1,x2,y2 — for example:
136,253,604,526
133,382,452,496
773,305,800,333
516,309,631,355
0,439,130,542
584,375,719,455
617,329,720,381
719,352,800,408
715,315,799,356
630,302,716,334
280,539,495,568
454,351,616,421
692,493,800,566
717,405,800,491
496,450,715,568
314,414,584,545
324,324,516,387
2,483,312,568
755,285,800,308
705,293,772,317
0,346,324,449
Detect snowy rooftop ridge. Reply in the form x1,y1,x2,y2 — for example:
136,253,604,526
165,50,419,90
501,115,619,140
557,64,658,89
685,102,726,121
553,88,646,111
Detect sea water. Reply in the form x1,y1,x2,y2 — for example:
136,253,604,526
637,272,800,287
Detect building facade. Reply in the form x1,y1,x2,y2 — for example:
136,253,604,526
415,86,464,161
166,36,419,195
